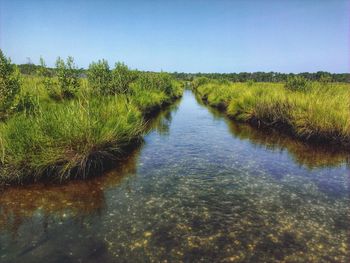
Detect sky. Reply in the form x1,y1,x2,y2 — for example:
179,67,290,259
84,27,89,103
0,0,349,73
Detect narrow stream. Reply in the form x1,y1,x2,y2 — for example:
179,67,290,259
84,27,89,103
1,90,349,262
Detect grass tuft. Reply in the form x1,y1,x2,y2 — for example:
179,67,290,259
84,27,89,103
0,74,183,184
194,80,350,146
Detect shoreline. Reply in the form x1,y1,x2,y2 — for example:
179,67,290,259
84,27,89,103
194,85,350,150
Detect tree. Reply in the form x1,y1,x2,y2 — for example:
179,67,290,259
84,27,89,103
55,56,79,99
87,59,112,95
110,62,136,94
285,76,310,92
319,74,332,84
0,49,21,114
36,57,54,92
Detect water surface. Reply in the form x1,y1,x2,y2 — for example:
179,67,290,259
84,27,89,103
1,91,349,262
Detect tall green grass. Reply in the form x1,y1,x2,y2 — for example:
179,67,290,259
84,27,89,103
0,73,183,184
0,96,143,183
194,80,350,146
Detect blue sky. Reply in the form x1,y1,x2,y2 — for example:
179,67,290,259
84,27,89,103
0,0,349,73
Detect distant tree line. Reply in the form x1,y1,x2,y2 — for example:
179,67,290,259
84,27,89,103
170,71,350,83
17,63,349,83
17,63,86,77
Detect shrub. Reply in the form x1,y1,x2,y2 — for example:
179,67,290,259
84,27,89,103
87,59,112,95
285,76,310,92
55,56,79,99
319,74,332,86
36,57,51,78
0,50,21,115
247,79,255,87
192,77,210,89
218,78,231,85
37,57,55,93
110,62,136,94
156,72,174,95
15,92,40,115
134,72,173,94
129,72,180,112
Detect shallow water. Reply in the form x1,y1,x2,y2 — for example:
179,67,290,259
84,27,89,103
0,90,349,263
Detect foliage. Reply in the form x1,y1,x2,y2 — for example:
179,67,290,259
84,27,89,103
37,57,55,93
17,63,41,75
110,62,137,94
36,57,51,78
192,77,210,89
0,96,144,183
87,59,112,95
319,74,332,85
0,54,183,184
134,72,173,94
0,50,21,115
87,61,138,95
55,56,80,99
247,79,255,87
128,72,182,112
15,92,40,115
285,76,310,92
194,80,350,146
172,71,350,83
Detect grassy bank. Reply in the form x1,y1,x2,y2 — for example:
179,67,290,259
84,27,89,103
0,53,183,185
193,79,350,147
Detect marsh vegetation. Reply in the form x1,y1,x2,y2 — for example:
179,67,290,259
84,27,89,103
0,50,182,184
193,77,350,147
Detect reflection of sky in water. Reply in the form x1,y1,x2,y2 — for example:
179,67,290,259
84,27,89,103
0,91,349,262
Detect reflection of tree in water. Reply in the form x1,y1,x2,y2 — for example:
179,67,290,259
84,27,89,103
195,93,350,169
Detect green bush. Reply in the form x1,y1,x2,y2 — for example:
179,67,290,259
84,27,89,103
15,92,40,115
87,59,112,95
134,72,173,94
192,77,210,89
285,76,310,92
36,57,51,78
37,57,55,92
110,62,136,94
319,74,332,86
0,50,21,115
156,72,174,95
55,56,80,99
247,79,255,87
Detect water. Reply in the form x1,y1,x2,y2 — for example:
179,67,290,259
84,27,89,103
0,90,349,262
